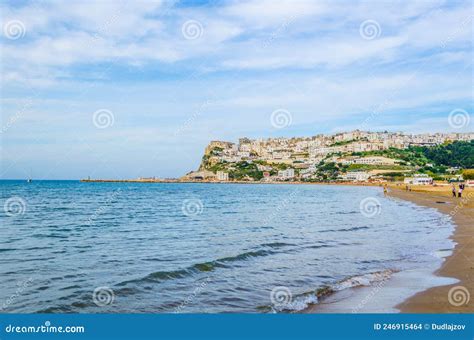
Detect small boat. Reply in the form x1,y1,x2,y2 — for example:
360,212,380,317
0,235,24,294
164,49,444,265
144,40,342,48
27,178,32,183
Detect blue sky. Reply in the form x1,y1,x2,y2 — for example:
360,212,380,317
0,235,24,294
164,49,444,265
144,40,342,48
1,0,472,179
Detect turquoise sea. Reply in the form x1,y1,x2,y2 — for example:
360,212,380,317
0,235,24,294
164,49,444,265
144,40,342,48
0,181,454,313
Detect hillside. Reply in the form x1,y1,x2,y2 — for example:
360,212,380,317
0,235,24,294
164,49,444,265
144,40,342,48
187,132,473,182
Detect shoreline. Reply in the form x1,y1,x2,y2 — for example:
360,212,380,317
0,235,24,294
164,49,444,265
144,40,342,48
79,179,384,187
389,186,473,313
303,185,473,314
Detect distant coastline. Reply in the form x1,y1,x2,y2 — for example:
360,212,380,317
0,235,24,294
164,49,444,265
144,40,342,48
82,131,473,186
79,178,382,186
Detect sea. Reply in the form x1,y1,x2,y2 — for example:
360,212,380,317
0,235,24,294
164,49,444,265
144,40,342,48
0,181,455,313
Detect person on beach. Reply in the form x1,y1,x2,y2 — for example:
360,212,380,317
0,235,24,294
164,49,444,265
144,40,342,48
458,184,463,198
452,184,457,197
383,184,388,195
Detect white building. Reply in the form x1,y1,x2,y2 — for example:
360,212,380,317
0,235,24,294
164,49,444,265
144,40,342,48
352,156,399,165
342,171,370,182
216,171,229,181
256,164,273,172
278,168,295,179
237,151,250,158
404,174,433,185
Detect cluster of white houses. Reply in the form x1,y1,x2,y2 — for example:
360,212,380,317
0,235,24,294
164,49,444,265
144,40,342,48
205,131,472,164
184,131,473,183
198,167,435,184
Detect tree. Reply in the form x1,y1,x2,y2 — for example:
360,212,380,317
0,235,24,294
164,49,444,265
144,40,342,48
420,140,473,168
463,169,474,180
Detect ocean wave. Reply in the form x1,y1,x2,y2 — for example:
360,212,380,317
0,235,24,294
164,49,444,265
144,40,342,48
117,248,279,287
333,269,394,291
261,242,295,248
320,226,369,233
268,269,395,313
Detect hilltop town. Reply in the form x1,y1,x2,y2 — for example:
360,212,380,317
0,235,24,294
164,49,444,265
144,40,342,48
183,131,474,183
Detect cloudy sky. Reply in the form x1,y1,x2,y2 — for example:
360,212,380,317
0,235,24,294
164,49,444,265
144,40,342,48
1,0,472,179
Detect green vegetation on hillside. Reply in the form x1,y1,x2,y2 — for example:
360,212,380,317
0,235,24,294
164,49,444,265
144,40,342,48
330,140,353,147
351,148,429,166
200,140,473,181
346,164,410,171
209,147,224,155
350,141,473,169
417,140,474,168
228,162,263,181
462,169,474,180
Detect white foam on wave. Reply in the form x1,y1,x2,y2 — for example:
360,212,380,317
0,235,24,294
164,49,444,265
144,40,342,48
333,269,394,291
272,294,319,313
273,269,394,313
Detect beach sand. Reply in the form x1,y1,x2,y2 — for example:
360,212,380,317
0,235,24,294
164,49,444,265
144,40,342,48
305,184,473,314
390,185,473,313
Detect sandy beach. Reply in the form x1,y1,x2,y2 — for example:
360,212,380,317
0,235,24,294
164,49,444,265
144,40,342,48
390,185,473,313
303,184,473,314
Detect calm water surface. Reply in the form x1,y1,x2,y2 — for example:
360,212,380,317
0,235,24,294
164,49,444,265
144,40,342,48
0,181,454,313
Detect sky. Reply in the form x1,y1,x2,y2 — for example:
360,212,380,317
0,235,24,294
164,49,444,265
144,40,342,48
0,0,473,180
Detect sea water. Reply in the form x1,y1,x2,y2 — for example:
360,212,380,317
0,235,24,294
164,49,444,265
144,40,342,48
0,181,455,313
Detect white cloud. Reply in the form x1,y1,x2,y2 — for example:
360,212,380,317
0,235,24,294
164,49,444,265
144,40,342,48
1,0,472,178
221,0,326,27
2,0,472,83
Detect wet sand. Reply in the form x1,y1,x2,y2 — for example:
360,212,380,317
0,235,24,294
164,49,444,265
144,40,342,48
390,186,473,313
305,184,473,314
